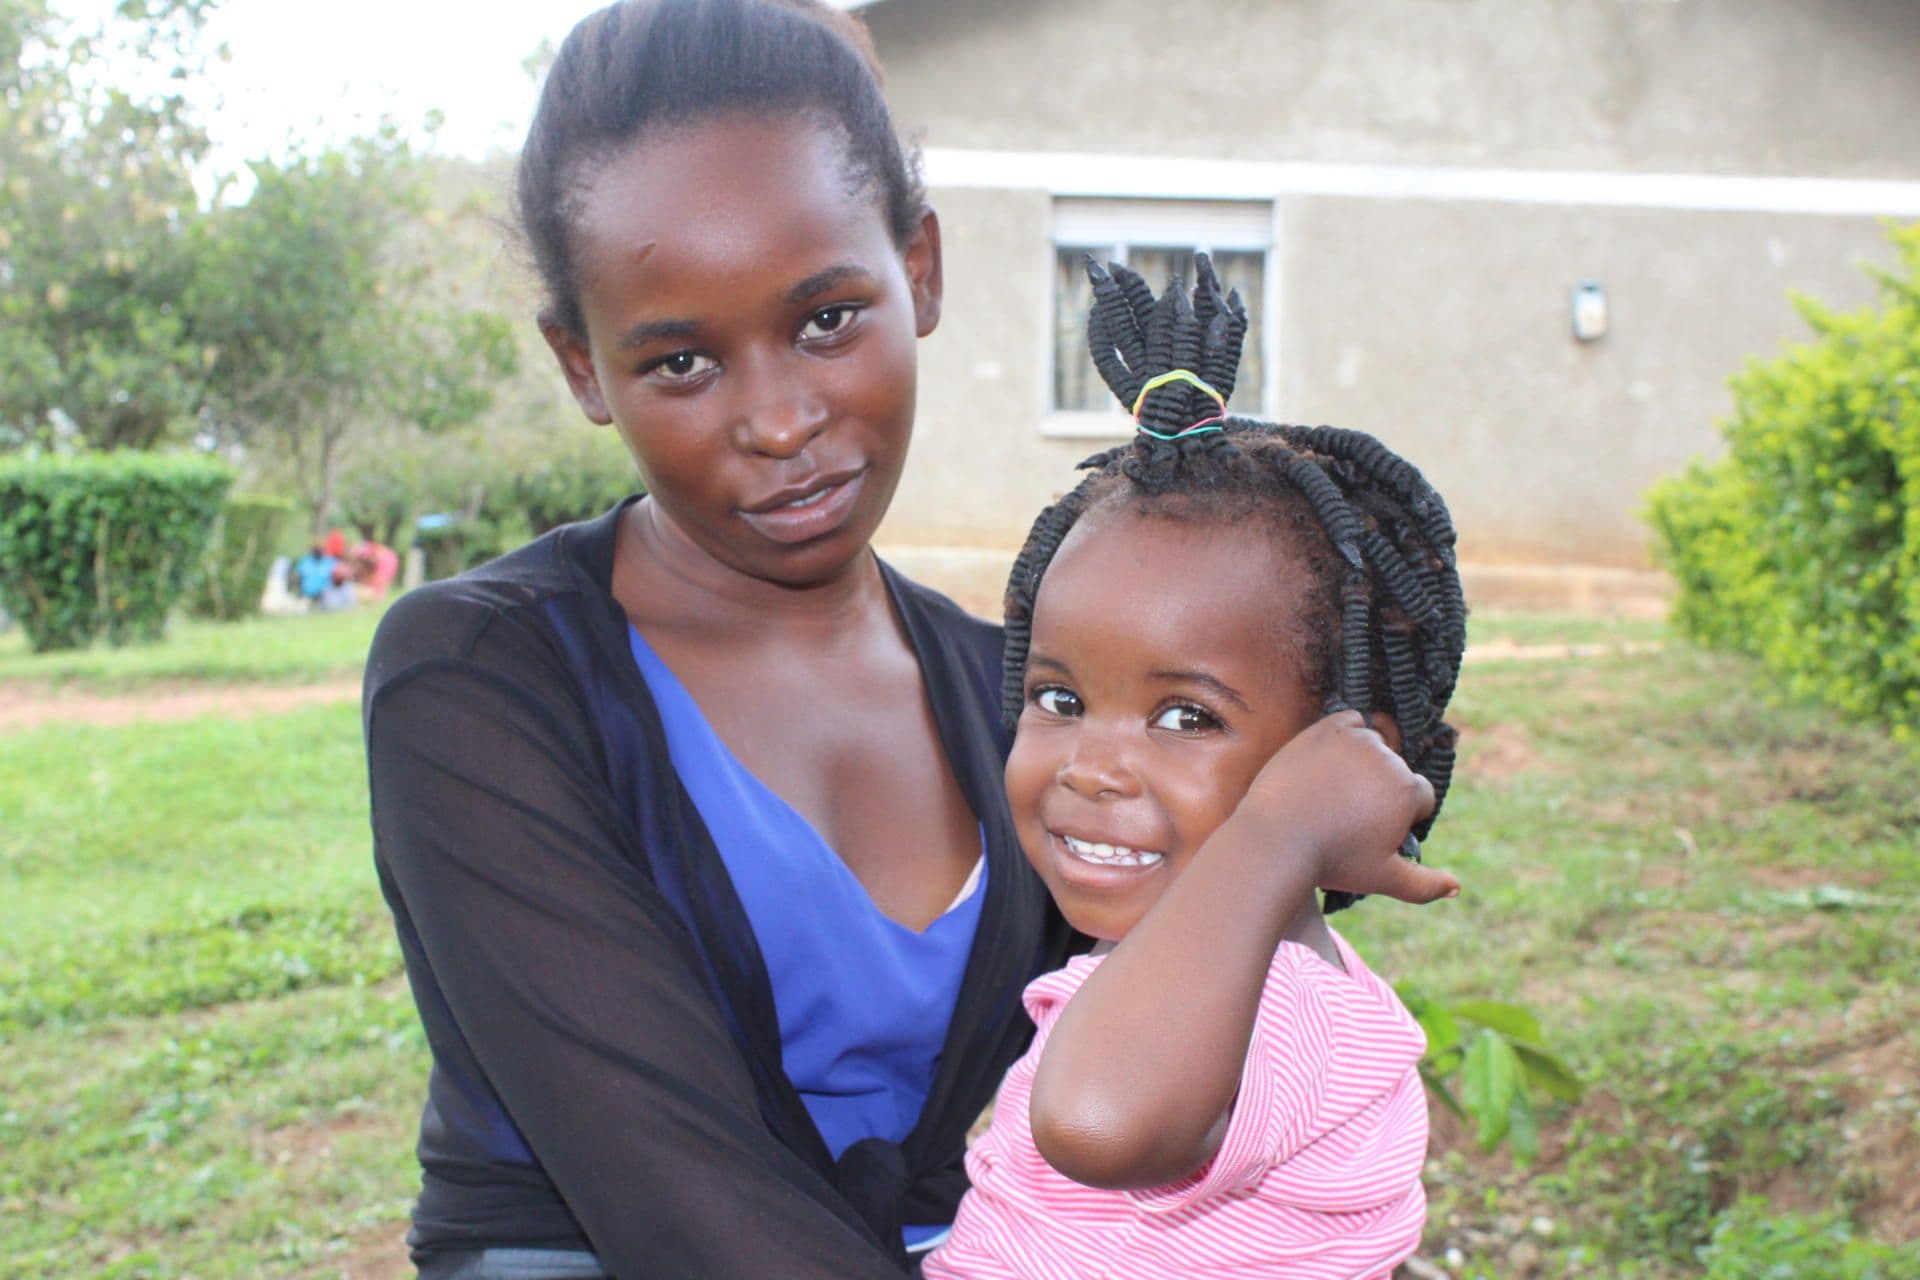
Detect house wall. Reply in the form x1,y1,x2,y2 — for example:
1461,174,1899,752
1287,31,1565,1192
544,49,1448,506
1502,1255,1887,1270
862,0,1920,176
863,0,1920,569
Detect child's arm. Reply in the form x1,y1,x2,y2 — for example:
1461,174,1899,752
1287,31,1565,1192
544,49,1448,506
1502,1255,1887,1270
1028,710,1456,1190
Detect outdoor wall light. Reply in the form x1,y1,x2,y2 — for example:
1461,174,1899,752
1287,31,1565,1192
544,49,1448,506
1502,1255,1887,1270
1571,280,1608,342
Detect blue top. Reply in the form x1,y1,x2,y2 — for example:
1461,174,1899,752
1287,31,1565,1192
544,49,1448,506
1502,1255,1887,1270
294,552,336,599
627,626,987,1246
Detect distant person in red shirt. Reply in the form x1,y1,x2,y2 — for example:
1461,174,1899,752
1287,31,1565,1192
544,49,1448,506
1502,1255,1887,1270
351,539,401,600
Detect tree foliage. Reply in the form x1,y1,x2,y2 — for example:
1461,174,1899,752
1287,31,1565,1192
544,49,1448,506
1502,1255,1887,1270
190,138,519,534
0,1,517,535
0,0,220,450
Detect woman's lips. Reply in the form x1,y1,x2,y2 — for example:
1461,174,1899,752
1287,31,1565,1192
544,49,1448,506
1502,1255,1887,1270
738,468,867,545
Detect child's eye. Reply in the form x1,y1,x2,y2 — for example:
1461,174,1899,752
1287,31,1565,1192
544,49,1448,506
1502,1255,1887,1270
1150,703,1220,734
1031,686,1083,718
800,305,859,341
646,350,718,382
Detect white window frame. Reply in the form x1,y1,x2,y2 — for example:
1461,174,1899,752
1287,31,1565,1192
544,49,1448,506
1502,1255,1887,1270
1043,198,1279,440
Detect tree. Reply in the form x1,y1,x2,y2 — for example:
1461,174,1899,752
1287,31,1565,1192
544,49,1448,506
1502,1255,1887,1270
0,0,221,450
191,134,518,535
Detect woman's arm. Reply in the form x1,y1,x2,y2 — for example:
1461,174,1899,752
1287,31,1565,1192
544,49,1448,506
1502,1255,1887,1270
367,604,905,1277
1027,712,1453,1190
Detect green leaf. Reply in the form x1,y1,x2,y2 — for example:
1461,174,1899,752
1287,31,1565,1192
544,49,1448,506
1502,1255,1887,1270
1512,1040,1585,1103
1460,1030,1522,1151
1420,1065,1469,1122
1451,1000,1544,1043
1506,1087,1540,1166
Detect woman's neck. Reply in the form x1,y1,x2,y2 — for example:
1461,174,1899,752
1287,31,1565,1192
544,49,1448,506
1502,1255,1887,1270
616,497,887,635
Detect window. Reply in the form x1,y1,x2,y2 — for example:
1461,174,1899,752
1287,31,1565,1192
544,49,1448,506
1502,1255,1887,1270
1049,200,1273,428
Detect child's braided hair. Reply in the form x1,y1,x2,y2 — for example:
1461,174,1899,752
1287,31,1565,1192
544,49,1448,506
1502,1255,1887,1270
1003,255,1468,911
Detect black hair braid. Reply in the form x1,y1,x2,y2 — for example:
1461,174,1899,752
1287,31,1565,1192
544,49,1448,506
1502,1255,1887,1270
1003,253,1468,913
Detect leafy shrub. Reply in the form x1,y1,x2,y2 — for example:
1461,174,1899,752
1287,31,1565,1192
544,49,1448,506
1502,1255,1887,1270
510,428,642,534
185,494,293,621
1646,222,1920,734
0,452,233,651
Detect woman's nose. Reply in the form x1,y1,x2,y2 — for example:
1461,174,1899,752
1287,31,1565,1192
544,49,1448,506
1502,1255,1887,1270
736,373,829,459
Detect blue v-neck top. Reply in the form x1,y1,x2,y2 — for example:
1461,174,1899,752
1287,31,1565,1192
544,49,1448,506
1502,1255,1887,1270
627,626,988,1200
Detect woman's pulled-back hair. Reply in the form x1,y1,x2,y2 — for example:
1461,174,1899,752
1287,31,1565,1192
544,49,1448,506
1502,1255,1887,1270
516,0,925,338
1005,255,1468,912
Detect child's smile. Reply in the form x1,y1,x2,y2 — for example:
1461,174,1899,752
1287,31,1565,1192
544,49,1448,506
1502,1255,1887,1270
1004,503,1324,942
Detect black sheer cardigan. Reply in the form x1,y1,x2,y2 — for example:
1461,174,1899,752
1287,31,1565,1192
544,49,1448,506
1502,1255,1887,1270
364,498,1078,1277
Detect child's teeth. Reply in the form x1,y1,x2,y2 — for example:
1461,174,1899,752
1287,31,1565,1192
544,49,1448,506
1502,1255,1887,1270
1062,835,1163,867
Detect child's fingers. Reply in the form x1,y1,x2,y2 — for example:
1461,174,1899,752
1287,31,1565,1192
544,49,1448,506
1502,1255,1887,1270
1406,769,1437,822
1382,857,1460,905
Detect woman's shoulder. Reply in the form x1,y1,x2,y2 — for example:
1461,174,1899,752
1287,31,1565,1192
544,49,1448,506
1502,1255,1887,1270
366,504,628,699
879,559,1004,670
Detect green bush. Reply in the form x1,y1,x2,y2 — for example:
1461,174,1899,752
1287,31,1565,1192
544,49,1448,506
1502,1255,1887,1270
1647,222,1920,734
185,494,293,621
510,429,641,535
0,452,233,652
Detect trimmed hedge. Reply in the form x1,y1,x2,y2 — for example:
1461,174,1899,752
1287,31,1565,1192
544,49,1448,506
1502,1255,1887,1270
1646,222,1920,734
186,494,294,621
0,452,234,651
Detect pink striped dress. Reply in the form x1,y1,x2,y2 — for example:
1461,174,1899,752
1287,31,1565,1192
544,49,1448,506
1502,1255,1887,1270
921,929,1428,1280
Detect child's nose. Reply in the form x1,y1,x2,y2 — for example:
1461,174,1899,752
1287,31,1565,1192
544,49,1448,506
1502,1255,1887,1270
1056,728,1138,800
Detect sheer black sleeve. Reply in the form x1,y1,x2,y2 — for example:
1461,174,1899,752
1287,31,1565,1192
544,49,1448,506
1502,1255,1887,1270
365,585,905,1278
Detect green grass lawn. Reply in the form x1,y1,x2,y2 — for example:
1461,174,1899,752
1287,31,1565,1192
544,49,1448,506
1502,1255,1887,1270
3,634,1915,1277
0,605,385,690
1466,609,1668,650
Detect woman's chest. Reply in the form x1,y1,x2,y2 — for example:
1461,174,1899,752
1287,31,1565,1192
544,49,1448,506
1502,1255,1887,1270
656,638,984,929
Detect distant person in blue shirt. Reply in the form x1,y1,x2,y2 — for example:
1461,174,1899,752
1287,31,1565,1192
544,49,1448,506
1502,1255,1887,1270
292,542,336,607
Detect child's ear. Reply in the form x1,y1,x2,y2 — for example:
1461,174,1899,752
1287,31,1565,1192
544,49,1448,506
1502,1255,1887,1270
1369,712,1405,756
904,206,943,338
540,311,612,425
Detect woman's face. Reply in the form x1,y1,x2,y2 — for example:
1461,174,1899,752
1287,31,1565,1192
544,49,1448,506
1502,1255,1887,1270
543,115,941,588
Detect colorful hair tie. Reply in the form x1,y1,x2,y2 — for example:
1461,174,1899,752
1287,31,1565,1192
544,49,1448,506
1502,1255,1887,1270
1131,369,1228,441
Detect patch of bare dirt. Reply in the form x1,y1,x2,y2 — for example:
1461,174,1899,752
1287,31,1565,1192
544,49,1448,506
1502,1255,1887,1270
0,678,360,730
309,1220,412,1280
1463,639,1665,666
1456,722,1542,783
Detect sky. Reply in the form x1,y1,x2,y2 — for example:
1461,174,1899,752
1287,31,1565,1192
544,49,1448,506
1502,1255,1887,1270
66,0,607,178
62,1,874,179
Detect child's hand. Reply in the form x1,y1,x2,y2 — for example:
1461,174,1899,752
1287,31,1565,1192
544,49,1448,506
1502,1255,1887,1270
1237,710,1458,904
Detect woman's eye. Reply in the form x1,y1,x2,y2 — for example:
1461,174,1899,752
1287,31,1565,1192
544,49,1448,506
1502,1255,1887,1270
1151,703,1220,734
800,305,858,341
1032,687,1083,717
648,351,717,381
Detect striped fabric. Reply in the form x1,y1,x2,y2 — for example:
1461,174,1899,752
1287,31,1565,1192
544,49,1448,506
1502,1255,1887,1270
922,929,1428,1280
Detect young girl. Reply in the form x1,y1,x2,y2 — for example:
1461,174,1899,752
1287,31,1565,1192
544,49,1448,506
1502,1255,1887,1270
365,3,1074,1276
923,258,1467,1279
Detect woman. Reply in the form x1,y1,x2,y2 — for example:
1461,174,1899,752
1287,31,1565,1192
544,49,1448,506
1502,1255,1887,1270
363,2,1075,1276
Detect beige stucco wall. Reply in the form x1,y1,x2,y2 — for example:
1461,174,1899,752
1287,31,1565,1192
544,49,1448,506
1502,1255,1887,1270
879,182,1896,567
867,0,1918,572
1274,197,1893,565
865,0,1920,177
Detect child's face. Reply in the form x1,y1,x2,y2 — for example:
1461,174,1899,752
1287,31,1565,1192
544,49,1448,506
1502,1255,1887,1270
1004,506,1322,942
543,115,941,588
